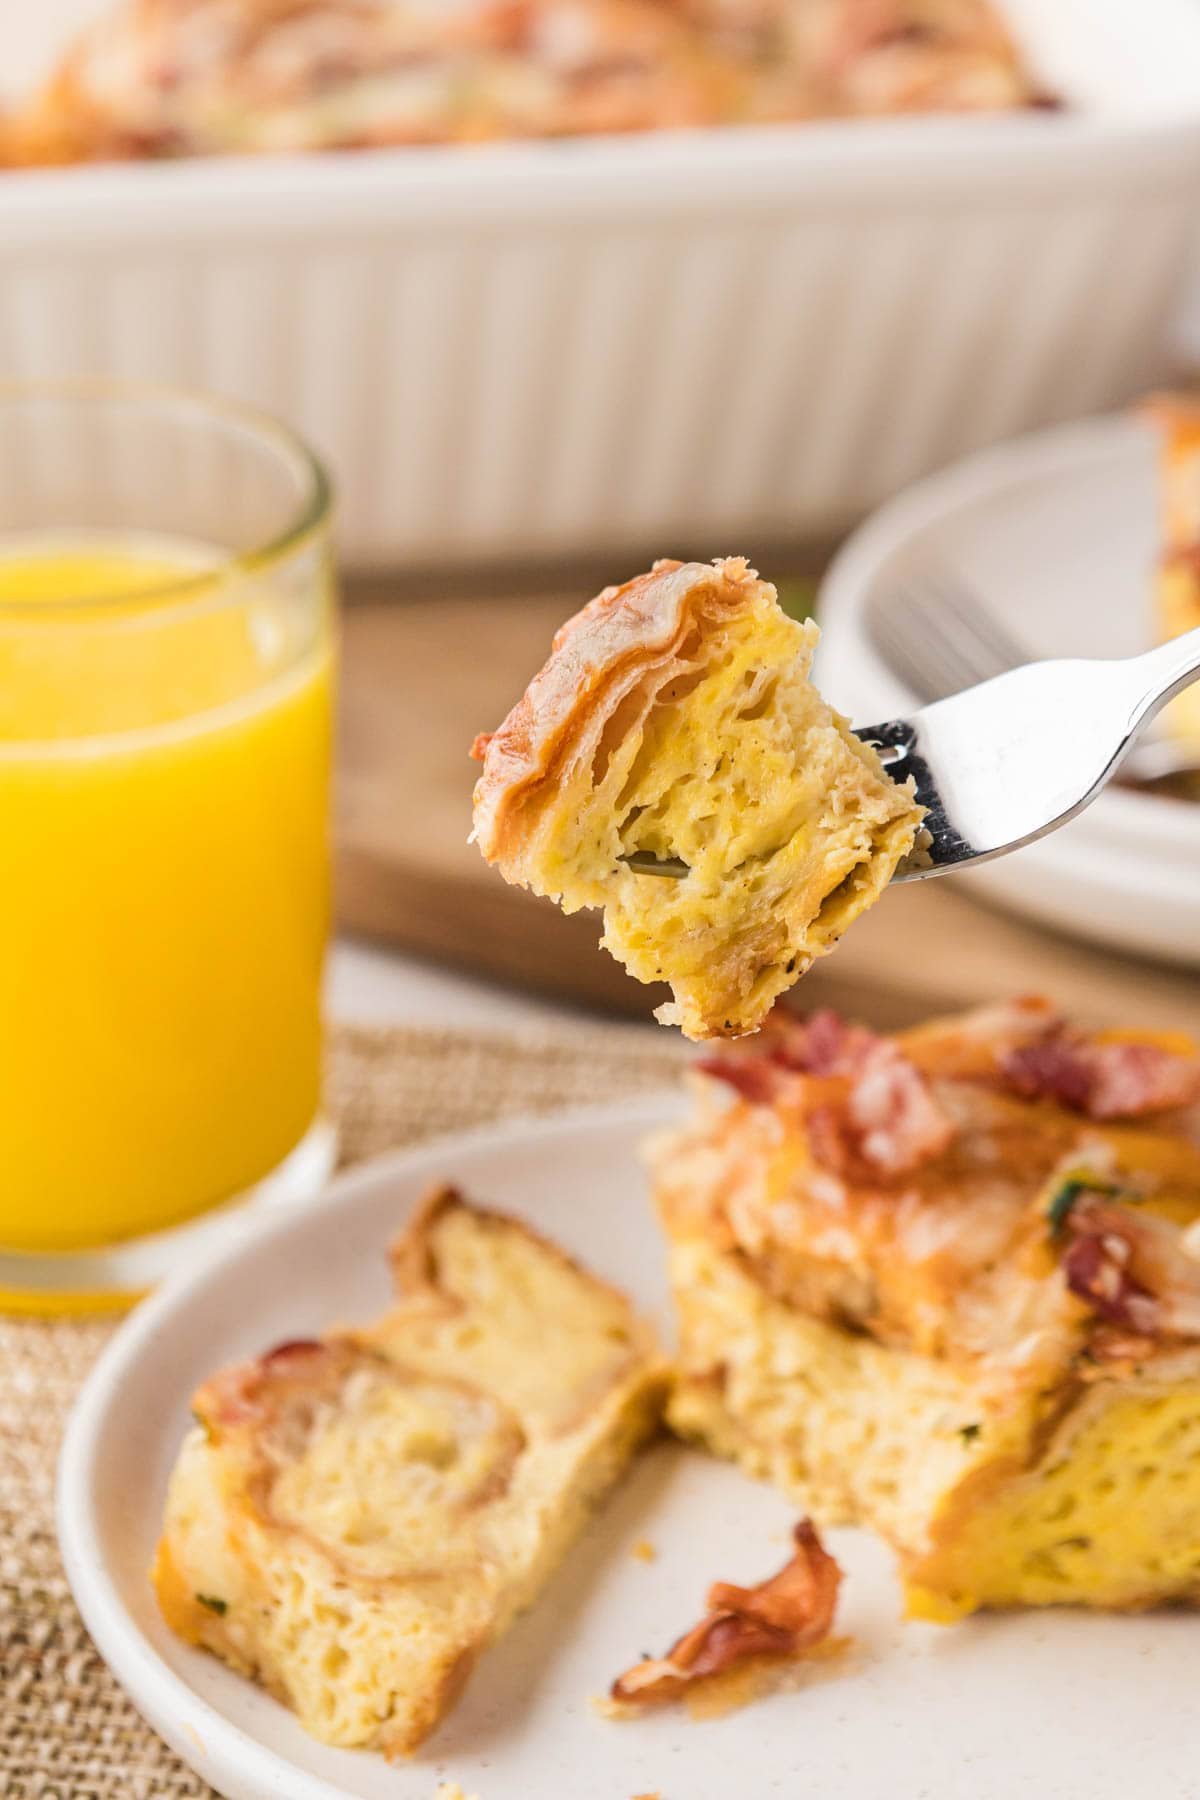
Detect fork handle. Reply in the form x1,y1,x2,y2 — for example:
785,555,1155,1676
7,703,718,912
1127,624,1200,729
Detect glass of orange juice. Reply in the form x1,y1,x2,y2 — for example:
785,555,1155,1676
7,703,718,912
0,381,336,1311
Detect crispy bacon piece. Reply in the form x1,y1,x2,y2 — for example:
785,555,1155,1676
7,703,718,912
844,1041,955,1176
698,1008,877,1095
1061,1195,1200,1339
1002,1030,1200,1120
1062,1231,1160,1336
1086,1041,1200,1118
200,1337,334,1429
803,1048,953,1181
1003,1036,1093,1112
767,1009,879,1078
694,1051,787,1106
609,1519,841,1707
699,1010,953,1179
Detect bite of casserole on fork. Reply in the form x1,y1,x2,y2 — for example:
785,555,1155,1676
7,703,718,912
471,557,922,1040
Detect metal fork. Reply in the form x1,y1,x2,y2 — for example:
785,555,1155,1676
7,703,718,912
869,570,1200,786
623,619,1200,883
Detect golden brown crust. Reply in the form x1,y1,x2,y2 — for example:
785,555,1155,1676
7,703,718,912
471,557,757,869
391,1180,651,1336
151,1536,213,1644
393,1186,659,1439
387,1182,470,1303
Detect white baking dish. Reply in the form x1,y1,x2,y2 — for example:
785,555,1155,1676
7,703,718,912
2,0,1200,569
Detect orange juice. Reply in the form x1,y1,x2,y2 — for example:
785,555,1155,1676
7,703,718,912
0,537,333,1255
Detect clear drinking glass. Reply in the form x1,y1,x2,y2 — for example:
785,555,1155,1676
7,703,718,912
0,382,337,1311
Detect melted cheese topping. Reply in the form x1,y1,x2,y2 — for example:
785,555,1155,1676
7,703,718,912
652,1010,1200,1381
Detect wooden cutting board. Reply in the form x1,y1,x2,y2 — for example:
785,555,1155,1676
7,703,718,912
336,580,1199,1034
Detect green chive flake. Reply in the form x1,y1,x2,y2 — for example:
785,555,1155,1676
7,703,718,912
1046,1175,1120,1240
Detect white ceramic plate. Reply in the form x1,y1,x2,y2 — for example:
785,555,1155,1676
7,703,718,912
817,412,1200,967
60,1100,1200,1800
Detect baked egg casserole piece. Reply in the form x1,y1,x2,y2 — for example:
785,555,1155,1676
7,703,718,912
1146,393,1200,750
153,1186,666,1758
471,558,921,1040
653,998,1200,1620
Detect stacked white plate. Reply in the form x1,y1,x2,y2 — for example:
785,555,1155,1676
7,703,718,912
816,413,1200,968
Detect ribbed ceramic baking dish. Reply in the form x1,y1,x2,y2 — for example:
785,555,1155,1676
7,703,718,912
2,0,1200,569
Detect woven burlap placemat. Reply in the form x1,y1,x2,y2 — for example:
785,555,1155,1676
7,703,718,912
0,1017,682,1800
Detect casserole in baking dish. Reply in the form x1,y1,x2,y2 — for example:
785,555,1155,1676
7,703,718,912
1,0,1198,566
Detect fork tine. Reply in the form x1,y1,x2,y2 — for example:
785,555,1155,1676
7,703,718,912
905,573,1023,681
868,579,979,702
908,578,1002,688
867,569,1033,703
922,571,1030,678
866,582,939,699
